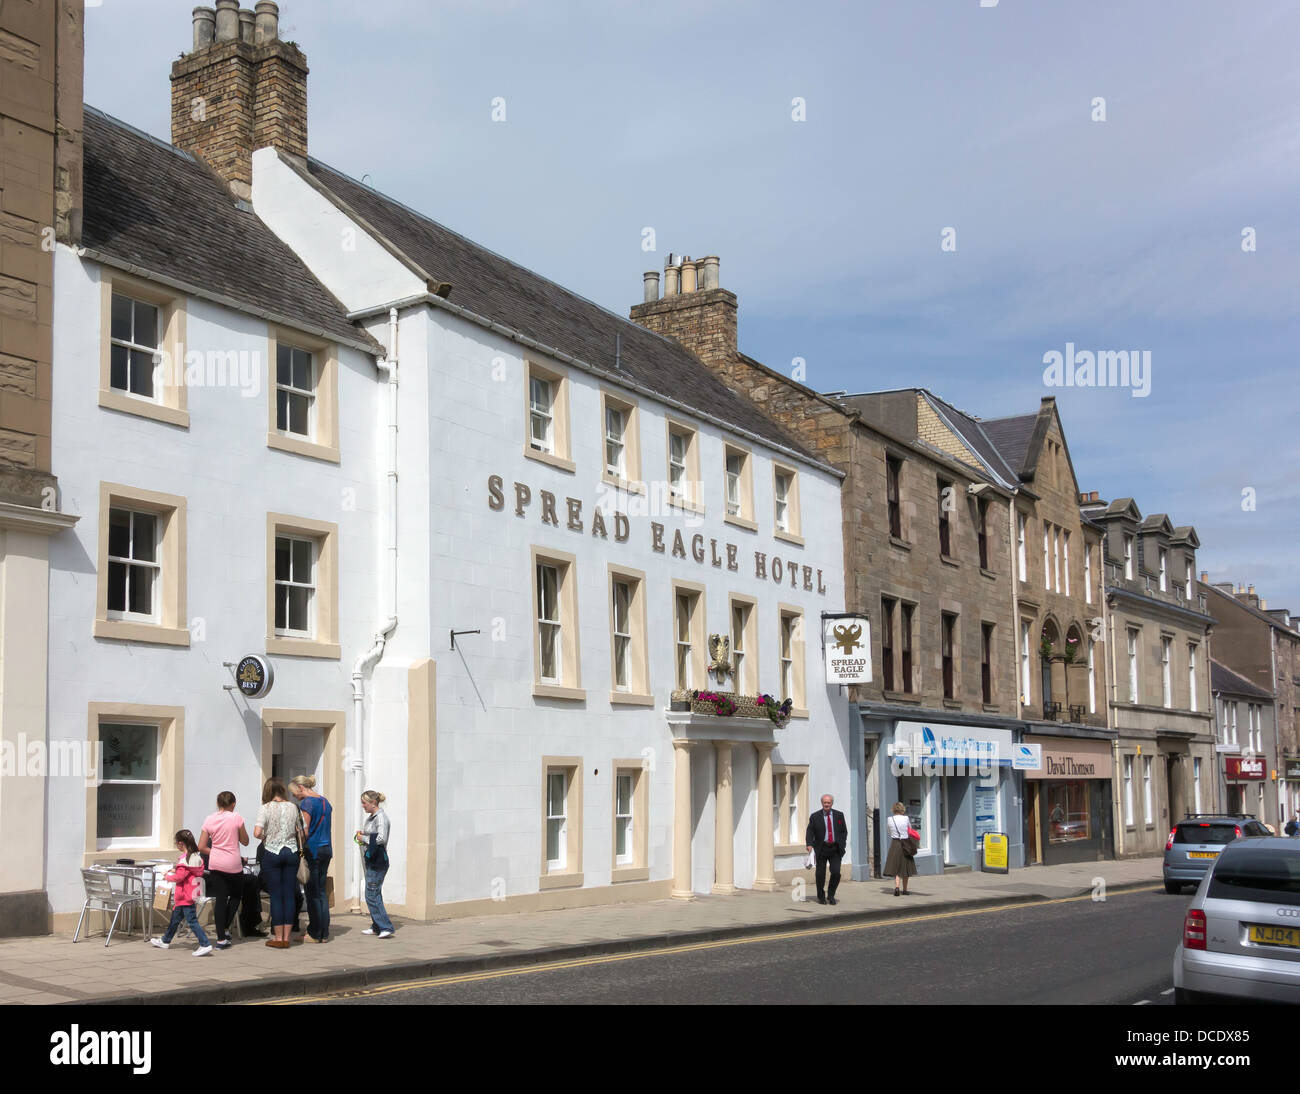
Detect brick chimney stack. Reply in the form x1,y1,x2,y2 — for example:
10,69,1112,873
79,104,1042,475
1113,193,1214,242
170,2,307,200
630,254,737,371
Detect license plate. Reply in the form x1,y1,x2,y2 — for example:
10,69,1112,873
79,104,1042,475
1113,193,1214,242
1187,851,1219,859
1248,925,1300,948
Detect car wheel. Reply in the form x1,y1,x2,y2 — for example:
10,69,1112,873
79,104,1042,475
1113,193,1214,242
1164,880,1183,894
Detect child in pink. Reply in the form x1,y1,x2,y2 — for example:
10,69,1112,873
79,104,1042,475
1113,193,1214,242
149,829,213,955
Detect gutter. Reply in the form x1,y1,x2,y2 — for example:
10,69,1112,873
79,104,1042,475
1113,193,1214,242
344,292,845,481
79,248,384,357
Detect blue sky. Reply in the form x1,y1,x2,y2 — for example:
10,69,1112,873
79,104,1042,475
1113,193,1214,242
84,0,1300,610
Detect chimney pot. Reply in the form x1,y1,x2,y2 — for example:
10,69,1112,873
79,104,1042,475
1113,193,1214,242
680,260,698,294
254,0,279,43
214,0,240,41
1248,584,1256,596
238,9,256,44
663,264,680,297
1200,570,1208,583
192,6,216,51
642,270,660,304
700,255,720,290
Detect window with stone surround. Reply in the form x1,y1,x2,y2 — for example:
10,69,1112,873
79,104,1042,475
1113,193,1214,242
100,274,188,428
524,360,574,472
779,605,807,713
937,477,953,557
540,758,582,887
730,594,758,696
608,565,650,705
266,513,339,660
267,327,339,463
773,765,809,850
886,455,903,539
1017,511,1027,581
981,622,994,705
773,463,803,544
881,596,897,693
723,442,756,529
95,483,189,647
941,612,957,699
610,763,649,880
666,419,702,511
600,390,642,490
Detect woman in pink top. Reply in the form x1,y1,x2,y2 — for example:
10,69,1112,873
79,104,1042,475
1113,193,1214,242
198,791,248,949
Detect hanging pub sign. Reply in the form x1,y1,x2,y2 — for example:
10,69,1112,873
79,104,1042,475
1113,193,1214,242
235,655,274,700
823,613,871,685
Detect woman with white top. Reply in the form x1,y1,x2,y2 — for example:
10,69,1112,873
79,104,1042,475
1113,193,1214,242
884,800,917,896
254,777,302,949
355,790,394,938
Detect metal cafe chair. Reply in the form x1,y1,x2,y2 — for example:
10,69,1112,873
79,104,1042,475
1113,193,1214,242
73,867,145,947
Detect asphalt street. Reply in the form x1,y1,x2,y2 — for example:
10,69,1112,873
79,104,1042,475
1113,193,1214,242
298,885,1190,1005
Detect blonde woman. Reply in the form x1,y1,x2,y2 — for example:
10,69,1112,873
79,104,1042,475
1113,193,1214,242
884,801,917,896
288,774,333,942
355,790,394,938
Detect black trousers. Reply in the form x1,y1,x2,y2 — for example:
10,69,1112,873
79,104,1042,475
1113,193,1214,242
206,869,243,941
815,849,843,900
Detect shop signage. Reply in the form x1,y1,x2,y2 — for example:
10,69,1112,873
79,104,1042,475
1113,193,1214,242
982,833,1009,874
235,655,274,700
823,613,871,684
1287,760,1300,780
892,723,1012,769
1019,735,1112,780
1011,744,1042,771
1226,755,1265,780
974,786,998,838
487,474,829,594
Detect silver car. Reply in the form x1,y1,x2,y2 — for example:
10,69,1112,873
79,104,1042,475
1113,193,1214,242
1163,815,1271,894
1174,838,1300,1004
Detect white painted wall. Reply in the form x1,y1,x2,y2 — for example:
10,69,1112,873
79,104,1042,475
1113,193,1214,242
46,250,382,914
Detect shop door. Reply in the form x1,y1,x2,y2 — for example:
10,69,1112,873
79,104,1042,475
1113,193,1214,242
1166,756,1184,824
940,779,951,863
274,727,324,789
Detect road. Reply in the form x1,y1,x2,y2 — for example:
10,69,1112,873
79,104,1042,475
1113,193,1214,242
293,886,1189,1005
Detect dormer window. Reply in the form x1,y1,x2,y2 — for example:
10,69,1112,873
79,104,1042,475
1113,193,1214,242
1158,547,1167,592
1123,534,1134,580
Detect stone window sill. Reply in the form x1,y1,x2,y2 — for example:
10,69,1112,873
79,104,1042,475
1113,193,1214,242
889,536,911,551
609,691,654,707
524,446,576,473
774,529,806,547
940,554,960,568
266,636,341,660
533,683,587,702
268,431,340,464
94,619,190,647
99,389,189,429
611,866,649,884
538,871,584,890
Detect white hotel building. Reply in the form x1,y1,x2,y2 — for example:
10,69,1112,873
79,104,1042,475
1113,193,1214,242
34,8,851,927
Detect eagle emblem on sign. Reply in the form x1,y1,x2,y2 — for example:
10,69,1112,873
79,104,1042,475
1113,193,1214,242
708,634,732,681
832,622,863,655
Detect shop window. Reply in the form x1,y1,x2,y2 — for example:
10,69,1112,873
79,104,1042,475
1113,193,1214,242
1047,782,1091,843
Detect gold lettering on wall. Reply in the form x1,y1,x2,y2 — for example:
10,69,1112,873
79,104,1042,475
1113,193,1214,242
488,475,504,510
514,482,531,517
566,497,583,532
540,491,559,526
592,509,608,539
651,521,665,553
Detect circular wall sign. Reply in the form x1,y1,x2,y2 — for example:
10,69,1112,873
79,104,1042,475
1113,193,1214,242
235,655,274,700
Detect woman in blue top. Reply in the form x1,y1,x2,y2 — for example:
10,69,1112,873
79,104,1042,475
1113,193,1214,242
289,774,333,942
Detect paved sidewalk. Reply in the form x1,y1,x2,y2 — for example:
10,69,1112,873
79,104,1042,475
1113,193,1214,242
0,857,1163,1005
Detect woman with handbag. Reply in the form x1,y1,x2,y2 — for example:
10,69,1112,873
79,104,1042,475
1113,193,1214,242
884,801,918,897
289,774,333,943
355,790,394,938
253,777,301,949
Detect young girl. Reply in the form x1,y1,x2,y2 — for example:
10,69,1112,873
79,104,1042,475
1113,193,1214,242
149,829,213,955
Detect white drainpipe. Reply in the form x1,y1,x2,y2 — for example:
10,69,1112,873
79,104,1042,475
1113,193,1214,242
349,306,400,908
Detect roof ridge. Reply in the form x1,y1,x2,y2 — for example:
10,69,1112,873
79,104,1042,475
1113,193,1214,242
305,156,683,351
85,105,198,165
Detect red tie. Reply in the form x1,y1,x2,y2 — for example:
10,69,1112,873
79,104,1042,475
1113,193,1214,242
825,812,832,842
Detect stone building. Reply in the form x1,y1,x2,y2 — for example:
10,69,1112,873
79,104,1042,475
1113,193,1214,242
632,270,1025,876
1201,578,1300,824
1082,497,1215,854
1209,660,1275,821
0,0,82,935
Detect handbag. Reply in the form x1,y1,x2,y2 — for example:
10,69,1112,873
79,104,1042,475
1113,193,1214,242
295,809,310,886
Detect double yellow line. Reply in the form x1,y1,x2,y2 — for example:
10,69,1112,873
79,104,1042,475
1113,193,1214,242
256,886,1160,1004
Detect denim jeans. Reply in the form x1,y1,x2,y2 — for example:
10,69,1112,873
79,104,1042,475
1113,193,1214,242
263,845,299,927
305,850,331,939
364,862,393,934
160,903,210,948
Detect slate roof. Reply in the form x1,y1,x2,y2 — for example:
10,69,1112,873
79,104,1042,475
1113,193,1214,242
82,108,377,352
979,413,1039,477
1210,659,1274,700
299,157,817,464
921,392,1020,485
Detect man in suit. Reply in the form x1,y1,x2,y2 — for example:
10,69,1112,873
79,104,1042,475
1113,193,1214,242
805,793,848,905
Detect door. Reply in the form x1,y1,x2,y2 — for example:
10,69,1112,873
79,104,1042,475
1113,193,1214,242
940,778,951,863
274,727,324,790
1025,782,1040,864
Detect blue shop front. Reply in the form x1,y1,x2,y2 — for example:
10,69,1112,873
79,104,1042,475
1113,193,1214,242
871,718,1025,876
